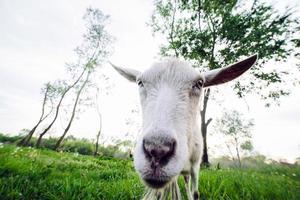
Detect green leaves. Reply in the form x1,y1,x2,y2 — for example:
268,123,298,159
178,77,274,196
150,0,299,104
214,110,254,163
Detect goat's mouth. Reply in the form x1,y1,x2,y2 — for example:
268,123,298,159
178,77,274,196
143,177,170,188
141,162,171,188
142,169,172,189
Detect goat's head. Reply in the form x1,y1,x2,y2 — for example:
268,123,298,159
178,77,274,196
111,55,257,189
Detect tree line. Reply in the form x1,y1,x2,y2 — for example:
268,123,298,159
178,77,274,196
18,8,114,155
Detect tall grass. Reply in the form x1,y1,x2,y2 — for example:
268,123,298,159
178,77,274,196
0,144,299,200
0,145,143,199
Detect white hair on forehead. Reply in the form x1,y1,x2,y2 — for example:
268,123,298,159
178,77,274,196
140,58,203,85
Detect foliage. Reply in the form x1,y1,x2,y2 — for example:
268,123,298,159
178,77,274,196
212,154,271,169
62,139,95,155
151,0,299,104
32,7,114,148
0,145,299,200
53,7,114,149
150,0,299,166
0,133,23,144
67,8,114,77
1,133,128,158
41,137,58,150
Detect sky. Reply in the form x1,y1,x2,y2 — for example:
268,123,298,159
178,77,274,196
0,0,299,162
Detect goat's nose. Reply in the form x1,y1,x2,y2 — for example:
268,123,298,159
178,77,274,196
142,137,176,164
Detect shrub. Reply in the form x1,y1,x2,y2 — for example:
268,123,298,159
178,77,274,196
0,133,22,144
62,139,94,155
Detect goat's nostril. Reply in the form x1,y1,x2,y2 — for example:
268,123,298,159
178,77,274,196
169,139,176,152
165,139,176,158
150,149,158,158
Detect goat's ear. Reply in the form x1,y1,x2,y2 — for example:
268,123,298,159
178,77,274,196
109,62,141,82
203,54,258,87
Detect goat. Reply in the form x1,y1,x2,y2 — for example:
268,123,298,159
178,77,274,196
111,54,257,200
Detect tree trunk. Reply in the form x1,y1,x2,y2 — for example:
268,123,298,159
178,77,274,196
94,129,101,156
54,72,90,150
200,15,216,167
200,88,212,167
36,69,86,148
94,91,102,156
36,92,66,148
23,123,41,146
18,124,39,146
235,137,242,168
18,85,51,146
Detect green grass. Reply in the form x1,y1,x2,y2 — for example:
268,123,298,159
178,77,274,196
0,144,299,200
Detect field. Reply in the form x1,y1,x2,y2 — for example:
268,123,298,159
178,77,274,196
0,144,299,200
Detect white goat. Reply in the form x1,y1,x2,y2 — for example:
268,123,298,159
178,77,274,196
111,54,257,200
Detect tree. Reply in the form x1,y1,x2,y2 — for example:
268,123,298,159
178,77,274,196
54,72,91,150
36,73,85,147
215,110,254,167
18,82,54,146
150,0,299,166
93,73,114,156
54,8,113,150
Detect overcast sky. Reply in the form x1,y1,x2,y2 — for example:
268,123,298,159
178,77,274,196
0,0,299,162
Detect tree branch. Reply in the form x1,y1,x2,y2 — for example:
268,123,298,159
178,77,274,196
206,118,212,126
197,0,201,31
170,0,178,57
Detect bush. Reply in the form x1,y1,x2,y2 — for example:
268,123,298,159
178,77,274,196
62,139,94,155
0,133,22,144
41,137,58,150
0,133,131,159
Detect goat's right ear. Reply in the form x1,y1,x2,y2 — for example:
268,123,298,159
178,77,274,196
109,62,141,82
203,54,258,87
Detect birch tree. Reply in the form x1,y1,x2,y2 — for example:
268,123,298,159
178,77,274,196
18,82,54,146
54,8,113,150
215,110,254,168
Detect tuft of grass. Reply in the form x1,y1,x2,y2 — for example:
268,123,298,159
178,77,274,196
0,144,299,200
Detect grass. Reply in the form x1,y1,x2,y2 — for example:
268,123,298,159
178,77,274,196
0,144,299,200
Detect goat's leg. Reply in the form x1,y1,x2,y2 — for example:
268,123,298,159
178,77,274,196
191,165,200,200
184,175,193,200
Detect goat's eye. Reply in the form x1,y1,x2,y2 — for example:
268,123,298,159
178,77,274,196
192,79,204,90
137,80,144,87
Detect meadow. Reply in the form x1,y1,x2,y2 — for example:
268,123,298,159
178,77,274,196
0,144,299,200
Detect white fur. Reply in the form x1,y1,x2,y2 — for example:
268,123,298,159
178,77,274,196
121,59,203,199
111,55,257,200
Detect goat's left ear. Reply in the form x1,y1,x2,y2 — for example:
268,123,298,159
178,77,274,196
203,54,258,87
109,62,141,82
